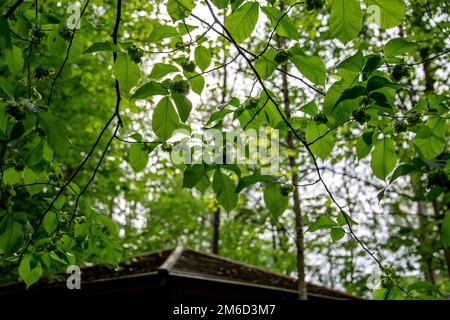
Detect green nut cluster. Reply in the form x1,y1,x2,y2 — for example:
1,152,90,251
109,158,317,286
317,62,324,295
314,113,328,124
244,98,259,110
380,265,396,290
181,60,196,73
394,120,408,134
49,172,64,182
274,50,292,65
0,183,15,210
59,27,74,41
34,67,55,80
127,44,144,64
352,108,371,125
161,143,173,152
406,112,421,126
305,0,325,11
14,159,25,172
30,28,46,45
280,184,295,197
391,65,409,82
175,41,186,50
6,102,26,121
172,80,190,95
428,171,450,190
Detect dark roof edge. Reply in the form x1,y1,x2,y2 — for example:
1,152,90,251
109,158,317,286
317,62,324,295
180,248,362,300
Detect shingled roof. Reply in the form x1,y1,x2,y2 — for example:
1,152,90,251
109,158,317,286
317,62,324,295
0,246,361,300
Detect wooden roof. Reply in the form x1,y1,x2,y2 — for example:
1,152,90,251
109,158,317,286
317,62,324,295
0,246,361,300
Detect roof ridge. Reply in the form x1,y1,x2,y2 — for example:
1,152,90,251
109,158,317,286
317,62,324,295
159,246,185,272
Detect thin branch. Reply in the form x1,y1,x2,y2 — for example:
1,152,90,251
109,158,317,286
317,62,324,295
145,24,214,54
19,0,123,262
204,0,383,269
252,2,302,61
189,54,239,79
307,118,353,146
407,50,450,66
47,0,91,106
3,0,25,19
190,12,324,96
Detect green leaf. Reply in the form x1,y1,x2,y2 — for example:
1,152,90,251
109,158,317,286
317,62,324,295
441,213,450,249
194,46,212,71
206,108,233,126
189,74,205,95
114,54,141,92
212,169,238,212
364,0,406,29
210,0,229,9
43,211,58,234
330,227,346,242
356,133,373,160
367,76,399,92
23,168,45,196
0,77,14,99
4,45,24,75
328,0,363,44
254,48,278,80
413,118,446,160
337,51,364,84
264,183,289,218
337,211,358,226
290,52,326,86
148,25,179,43
305,121,335,160
47,30,67,57
407,281,444,297
0,17,12,48
37,112,70,155
300,101,318,116
167,0,195,21
308,216,338,232
171,92,192,122
384,38,418,58
324,81,361,122
0,218,24,255
331,86,367,114
152,97,180,141
2,168,21,185
183,164,207,188
389,164,415,184
261,6,299,40
236,174,278,193
370,136,397,180
131,81,168,100
84,41,119,53
149,63,179,80
225,1,259,43
129,143,149,172
19,255,43,289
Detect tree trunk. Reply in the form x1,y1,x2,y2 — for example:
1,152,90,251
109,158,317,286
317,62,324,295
414,186,436,284
432,200,450,280
211,27,228,255
276,34,307,300
211,207,220,255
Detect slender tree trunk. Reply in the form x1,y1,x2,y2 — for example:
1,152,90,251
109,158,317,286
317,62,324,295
413,185,436,284
420,47,435,92
271,224,278,265
211,24,228,255
432,200,450,280
211,207,220,254
276,34,307,300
